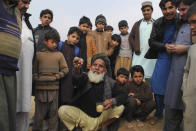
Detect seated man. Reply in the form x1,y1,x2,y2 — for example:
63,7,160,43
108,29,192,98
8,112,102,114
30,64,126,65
123,65,155,125
58,53,127,131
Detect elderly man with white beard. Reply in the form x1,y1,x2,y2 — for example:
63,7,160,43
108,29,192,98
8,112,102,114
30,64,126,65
58,53,127,131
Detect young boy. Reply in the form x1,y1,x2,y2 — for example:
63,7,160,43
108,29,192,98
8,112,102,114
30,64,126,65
182,2,196,130
32,30,69,131
115,20,132,75
78,16,97,71
123,65,155,126
104,25,114,35
59,27,82,106
90,14,114,56
109,34,121,78
34,9,57,52
116,68,129,88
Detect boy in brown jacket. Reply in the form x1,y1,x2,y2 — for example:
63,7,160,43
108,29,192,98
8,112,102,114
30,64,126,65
33,30,69,131
123,65,155,127
90,14,114,56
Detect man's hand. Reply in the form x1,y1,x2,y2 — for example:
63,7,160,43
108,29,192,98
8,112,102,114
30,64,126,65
173,45,187,54
165,43,175,53
136,99,141,106
128,92,134,97
73,57,84,74
103,99,113,110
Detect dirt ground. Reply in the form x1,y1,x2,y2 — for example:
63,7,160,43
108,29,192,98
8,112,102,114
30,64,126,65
29,97,163,131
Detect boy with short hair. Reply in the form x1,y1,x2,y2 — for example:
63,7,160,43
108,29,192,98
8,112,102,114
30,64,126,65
116,68,129,87
59,27,83,106
32,30,69,131
123,65,155,126
105,25,114,35
78,16,97,71
90,14,114,56
115,20,132,75
34,9,57,52
182,2,196,130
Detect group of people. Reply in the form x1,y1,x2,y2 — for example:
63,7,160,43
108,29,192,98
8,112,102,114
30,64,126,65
1,0,196,131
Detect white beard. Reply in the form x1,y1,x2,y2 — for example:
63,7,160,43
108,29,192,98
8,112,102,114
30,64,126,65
88,70,104,83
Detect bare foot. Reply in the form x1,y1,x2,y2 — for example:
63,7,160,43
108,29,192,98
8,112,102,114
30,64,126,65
136,120,144,127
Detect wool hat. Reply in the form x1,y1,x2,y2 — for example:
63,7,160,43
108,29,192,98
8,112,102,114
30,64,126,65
91,53,111,76
142,1,153,8
95,14,107,25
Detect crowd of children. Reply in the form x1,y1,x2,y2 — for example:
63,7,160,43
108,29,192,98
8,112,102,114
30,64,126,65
1,0,196,131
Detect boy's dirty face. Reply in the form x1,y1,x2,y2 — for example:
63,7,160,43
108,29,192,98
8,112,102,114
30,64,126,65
116,74,128,85
96,22,105,31
106,30,113,35
44,39,58,51
111,40,119,47
188,13,196,36
40,14,52,26
119,26,129,35
132,72,144,85
79,23,89,34
67,32,80,45
161,1,177,21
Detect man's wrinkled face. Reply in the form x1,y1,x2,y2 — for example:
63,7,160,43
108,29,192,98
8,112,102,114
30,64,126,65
161,1,177,21
178,2,190,21
90,59,107,75
17,0,30,15
142,6,153,21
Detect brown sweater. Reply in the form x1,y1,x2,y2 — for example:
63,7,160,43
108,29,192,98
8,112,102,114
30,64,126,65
34,49,69,90
86,34,97,69
124,81,153,103
90,30,114,56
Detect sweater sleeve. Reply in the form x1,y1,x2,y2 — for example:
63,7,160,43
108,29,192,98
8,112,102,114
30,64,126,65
105,33,115,56
136,83,153,103
56,53,69,79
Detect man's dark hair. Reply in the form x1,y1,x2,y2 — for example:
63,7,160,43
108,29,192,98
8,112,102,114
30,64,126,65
117,68,129,77
40,9,53,21
141,5,153,11
44,30,60,43
104,25,113,31
130,65,144,77
111,34,121,44
186,2,196,19
178,0,194,6
118,20,128,28
159,0,178,9
67,26,83,38
79,16,92,26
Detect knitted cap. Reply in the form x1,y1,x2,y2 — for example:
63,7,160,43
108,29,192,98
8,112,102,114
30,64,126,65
142,1,153,8
95,14,107,25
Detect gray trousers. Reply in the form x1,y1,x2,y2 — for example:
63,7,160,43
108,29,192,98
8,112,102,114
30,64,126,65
163,108,183,131
0,74,17,131
16,112,30,131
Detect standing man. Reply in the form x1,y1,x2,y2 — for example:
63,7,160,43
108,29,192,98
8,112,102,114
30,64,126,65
16,0,34,131
164,0,193,130
145,0,179,125
129,1,156,83
0,0,22,131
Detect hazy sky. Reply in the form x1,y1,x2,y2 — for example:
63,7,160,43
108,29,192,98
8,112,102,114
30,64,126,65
28,0,163,41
